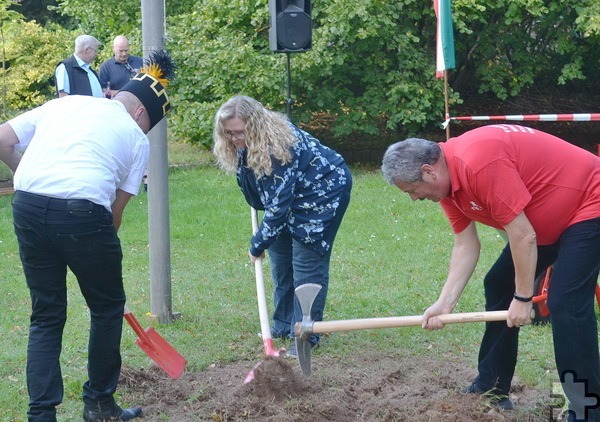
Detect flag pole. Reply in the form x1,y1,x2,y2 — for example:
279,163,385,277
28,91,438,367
444,69,450,140
434,0,455,140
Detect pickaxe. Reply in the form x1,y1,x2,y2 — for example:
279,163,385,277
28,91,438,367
293,283,511,377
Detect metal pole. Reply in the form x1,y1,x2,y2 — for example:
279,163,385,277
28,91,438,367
286,52,292,120
141,0,175,323
444,69,450,140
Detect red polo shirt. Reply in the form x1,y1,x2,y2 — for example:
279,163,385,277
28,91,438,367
439,124,600,245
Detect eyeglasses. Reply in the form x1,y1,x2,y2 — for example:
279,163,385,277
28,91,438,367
224,130,246,140
124,62,135,73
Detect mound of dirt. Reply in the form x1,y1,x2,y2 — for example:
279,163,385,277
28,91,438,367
118,351,561,421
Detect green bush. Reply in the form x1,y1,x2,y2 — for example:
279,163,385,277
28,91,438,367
2,21,72,110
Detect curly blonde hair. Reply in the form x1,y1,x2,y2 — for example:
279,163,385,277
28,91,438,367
213,95,297,176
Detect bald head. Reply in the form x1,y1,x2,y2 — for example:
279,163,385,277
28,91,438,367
112,35,131,63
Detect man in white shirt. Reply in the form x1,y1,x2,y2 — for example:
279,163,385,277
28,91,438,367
54,34,103,98
0,51,174,422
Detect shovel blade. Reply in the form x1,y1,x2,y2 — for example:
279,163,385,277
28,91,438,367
296,337,312,377
135,327,187,379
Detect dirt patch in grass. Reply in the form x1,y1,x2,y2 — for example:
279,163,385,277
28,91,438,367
119,350,562,421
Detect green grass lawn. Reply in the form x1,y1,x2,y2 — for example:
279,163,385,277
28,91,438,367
0,142,574,419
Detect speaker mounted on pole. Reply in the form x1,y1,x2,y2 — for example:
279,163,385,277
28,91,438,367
269,0,312,53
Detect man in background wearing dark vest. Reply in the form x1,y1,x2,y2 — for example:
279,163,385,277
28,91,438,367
54,35,103,98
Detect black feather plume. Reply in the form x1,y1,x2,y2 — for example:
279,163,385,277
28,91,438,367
140,50,176,87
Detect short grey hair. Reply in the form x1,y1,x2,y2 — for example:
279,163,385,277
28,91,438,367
74,35,100,54
381,138,441,184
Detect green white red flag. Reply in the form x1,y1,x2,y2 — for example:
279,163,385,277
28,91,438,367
433,0,456,78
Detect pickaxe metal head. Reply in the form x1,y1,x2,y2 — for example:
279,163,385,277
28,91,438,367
293,283,322,377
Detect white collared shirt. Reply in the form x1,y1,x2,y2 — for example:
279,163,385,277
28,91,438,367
9,96,149,210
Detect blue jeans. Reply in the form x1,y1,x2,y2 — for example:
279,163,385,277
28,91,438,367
267,231,296,338
12,192,126,422
267,182,351,344
268,231,331,344
476,218,600,420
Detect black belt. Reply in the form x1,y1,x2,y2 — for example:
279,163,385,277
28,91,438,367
13,191,107,213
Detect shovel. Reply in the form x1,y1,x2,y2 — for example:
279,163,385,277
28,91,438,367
123,305,187,379
243,207,283,384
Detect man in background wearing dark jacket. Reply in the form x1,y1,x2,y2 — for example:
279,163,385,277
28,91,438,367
54,34,103,98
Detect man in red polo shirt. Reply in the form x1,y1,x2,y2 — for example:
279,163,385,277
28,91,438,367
382,124,600,419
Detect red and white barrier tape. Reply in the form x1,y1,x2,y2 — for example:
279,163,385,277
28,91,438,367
443,113,600,129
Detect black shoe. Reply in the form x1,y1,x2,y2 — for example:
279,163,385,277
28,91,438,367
83,402,142,421
463,382,514,410
462,382,485,394
494,397,515,410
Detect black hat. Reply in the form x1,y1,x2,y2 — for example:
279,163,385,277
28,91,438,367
120,50,176,130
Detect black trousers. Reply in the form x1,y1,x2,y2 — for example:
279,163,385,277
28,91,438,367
475,218,600,421
474,243,557,396
12,191,125,422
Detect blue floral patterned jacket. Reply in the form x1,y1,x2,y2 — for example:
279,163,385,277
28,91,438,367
236,125,352,257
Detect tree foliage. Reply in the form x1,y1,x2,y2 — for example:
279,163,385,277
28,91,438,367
2,20,72,110
167,0,453,146
452,0,600,98
1,0,599,148
10,0,74,27
52,0,140,42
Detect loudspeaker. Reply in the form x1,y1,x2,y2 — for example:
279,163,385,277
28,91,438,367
269,0,312,53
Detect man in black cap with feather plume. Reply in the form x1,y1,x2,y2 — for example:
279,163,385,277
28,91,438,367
0,51,175,421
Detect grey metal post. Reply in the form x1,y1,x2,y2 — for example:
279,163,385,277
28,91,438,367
141,0,174,323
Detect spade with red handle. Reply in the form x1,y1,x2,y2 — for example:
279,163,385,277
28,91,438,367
123,305,187,379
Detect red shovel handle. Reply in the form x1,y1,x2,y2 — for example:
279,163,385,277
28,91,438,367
123,305,151,344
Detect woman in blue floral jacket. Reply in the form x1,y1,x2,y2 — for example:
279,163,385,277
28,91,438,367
213,95,352,355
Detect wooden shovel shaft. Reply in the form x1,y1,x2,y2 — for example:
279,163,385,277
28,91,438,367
309,310,509,334
250,207,279,355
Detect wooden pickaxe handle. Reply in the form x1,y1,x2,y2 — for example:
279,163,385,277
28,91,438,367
306,310,509,334
294,283,522,378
